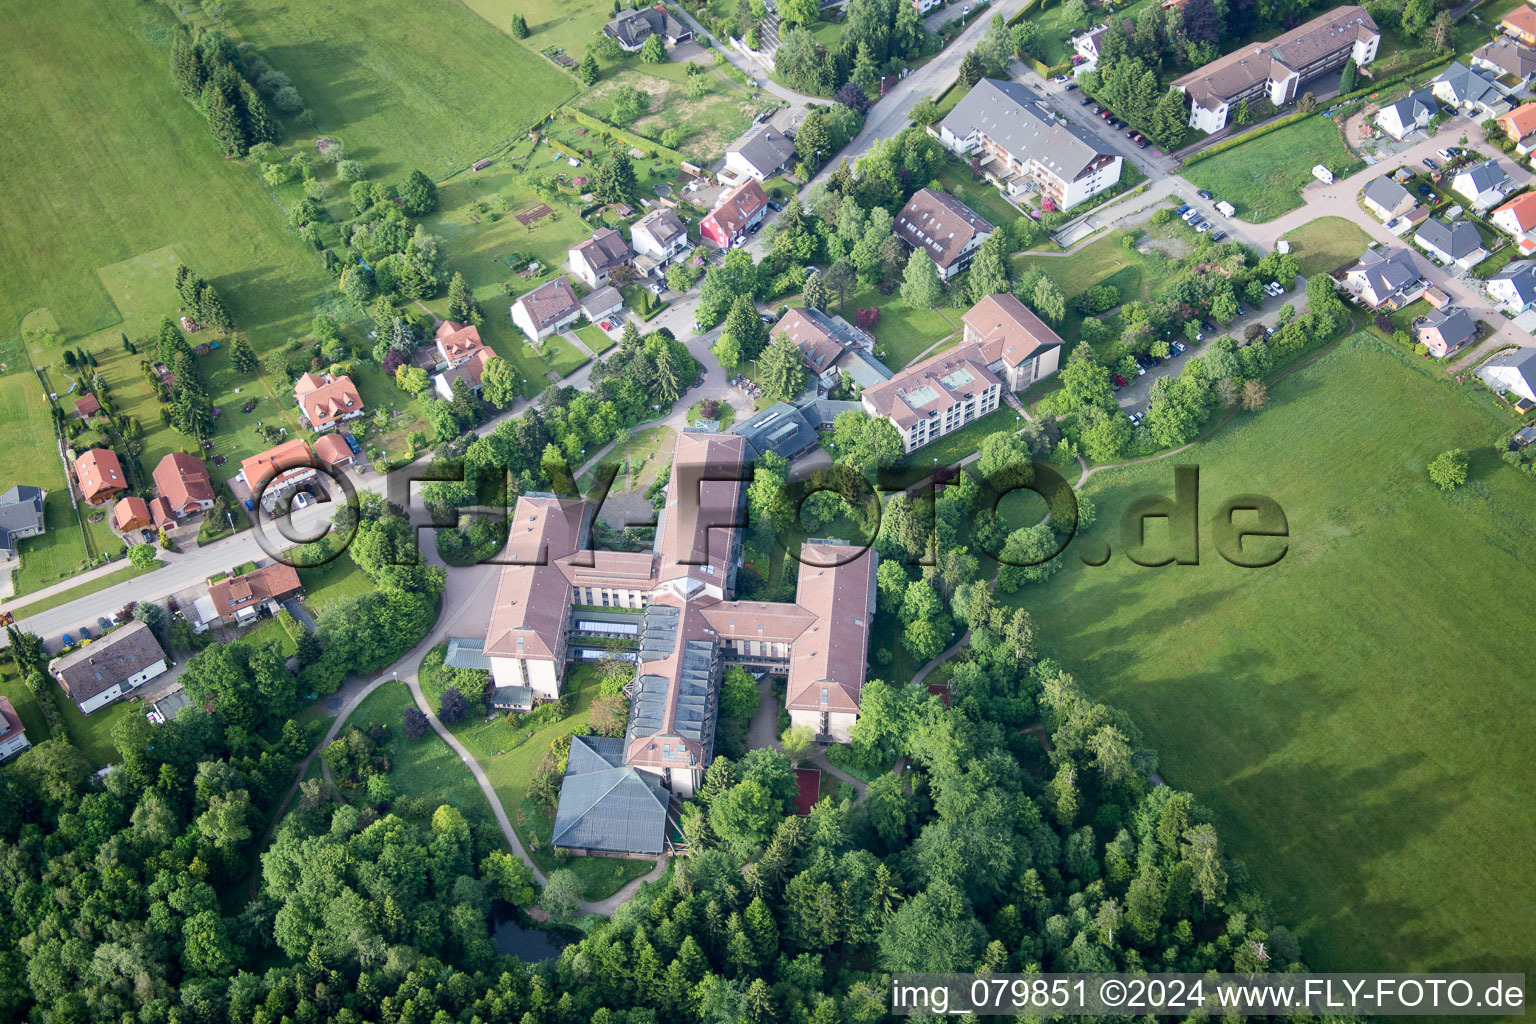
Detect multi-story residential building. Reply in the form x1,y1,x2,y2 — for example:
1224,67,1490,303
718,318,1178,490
510,277,582,341
604,5,691,51
1486,260,1536,311
51,621,168,715
631,208,690,275
1414,218,1487,269
294,373,364,432
700,180,769,247
894,188,994,280
938,78,1122,210
859,293,1063,453
567,228,633,289
239,438,317,506
1174,7,1379,133
1491,192,1536,255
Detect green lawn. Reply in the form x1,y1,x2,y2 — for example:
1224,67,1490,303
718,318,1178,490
1014,232,1155,344
0,373,92,596
7,562,163,619
415,650,656,900
342,681,507,836
1283,216,1374,278
1008,333,1536,978
296,552,375,614
577,61,760,166
831,285,962,372
542,335,591,379
1184,116,1362,222
895,406,1023,471
0,669,54,749
0,656,137,769
230,0,577,180
934,156,1025,231
573,323,617,354
0,0,334,376
460,0,614,57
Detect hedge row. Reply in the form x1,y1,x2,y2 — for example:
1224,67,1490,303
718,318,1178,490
1180,108,1314,167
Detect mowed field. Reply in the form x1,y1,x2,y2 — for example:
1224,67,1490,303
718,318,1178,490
0,0,332,361
1010,334,1536,977
229,0,578,180
1184,116,1360,222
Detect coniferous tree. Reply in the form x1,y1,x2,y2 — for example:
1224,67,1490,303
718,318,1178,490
197,283,234,332
230,335,257,375
204,71,248,156
171,36,208,98
237,78,279,146
959,48,984,87
446,271,482,326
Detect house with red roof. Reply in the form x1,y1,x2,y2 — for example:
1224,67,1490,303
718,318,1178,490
700,180,768,248
74,449,127,505
152,452,215,519
112,496,152,532
239,438,316,504
294,373,364,432
1493,192,1536,254
433,320,486,368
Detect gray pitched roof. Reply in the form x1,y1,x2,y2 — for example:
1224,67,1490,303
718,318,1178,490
1353,246,1420,297
1455,159,1510,196
1477,347,1536,397
729,124,795,177
1421,305,1478,348
552,735,669,854
50,621,166,704
0,485,45,554
1435,62,1502,106
1416,218,1482,260
1378,88,1437,132
1363,175,1412,211
1491,260,1536,306
941,78,1111,181
1474,39,1536,79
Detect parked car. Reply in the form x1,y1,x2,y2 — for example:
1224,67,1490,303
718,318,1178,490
767,199,784,212
1053,74,1070,83
1423,157,1438,170
1435,148,1454,162
759,313,776,324
1080,95,1094,106
1099,110,1112,120
1112,374,1129,386
1191,217,1208,230
62,634,73,647
294,491,312,509
1417,185,1434,198
243,498,256,511
1174,204,1190,215
1196,189,1213,200
1201,320,1217,333
141,528,155,544
1172,340,1187,354
1094,105,1105,114
1209,230,1226,241
1066,81,1079,91
1270,281,1286,295
1236,304,1246,316
344,433,361,455
79,626,91,640
97,616,111,631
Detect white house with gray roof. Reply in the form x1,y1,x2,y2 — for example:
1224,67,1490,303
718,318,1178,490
1476,347,1536,402
1486,260,1536,311
1451,159,1513,212
1414,218,1487,269
0,485,46,560
723,124,796,184
1342,246,1425,309
1432,62,1511,120
1374,88,1438,141
938,78,1122,210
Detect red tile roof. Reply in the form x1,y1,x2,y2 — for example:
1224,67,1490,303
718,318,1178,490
312,433,353,467
293,373,364,430
240,439,314,493
75,449,127,503
701,179,768,245
153,452,214,513
112,496,151,531
434,320,486,363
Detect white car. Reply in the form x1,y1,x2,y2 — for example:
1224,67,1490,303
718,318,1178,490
294,492,311,509
1436,148,1455,162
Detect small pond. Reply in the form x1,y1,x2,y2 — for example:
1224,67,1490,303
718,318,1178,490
490,901,576,961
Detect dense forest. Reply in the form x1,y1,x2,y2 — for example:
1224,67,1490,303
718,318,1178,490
0,545,1312,1023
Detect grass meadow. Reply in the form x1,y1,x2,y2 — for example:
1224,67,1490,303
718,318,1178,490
1283,216,1375,278
1007,332,1536,977
1184,116,1361,222
229,0,578,181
